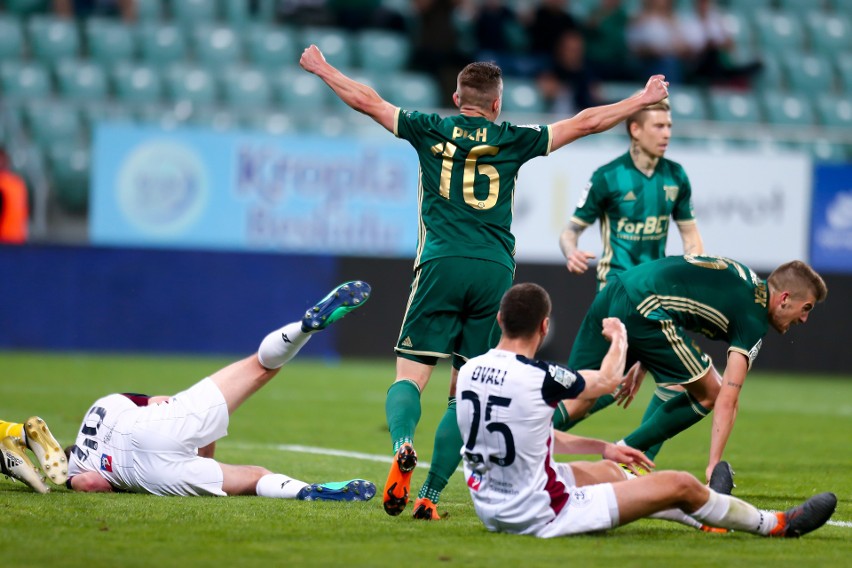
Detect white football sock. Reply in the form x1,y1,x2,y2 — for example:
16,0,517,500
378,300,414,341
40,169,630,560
255,473,309,499
690,490,779,535
257,322,310,369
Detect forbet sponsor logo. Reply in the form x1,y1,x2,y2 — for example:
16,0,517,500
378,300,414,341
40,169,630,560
616,215,669,235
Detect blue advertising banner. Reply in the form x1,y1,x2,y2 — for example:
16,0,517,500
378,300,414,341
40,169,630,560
810,164,852,273
91,124,421,257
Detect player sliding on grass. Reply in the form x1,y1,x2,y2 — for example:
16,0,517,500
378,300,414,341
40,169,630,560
300,43,671,520
65,282,376,501
0,416,67,493
552,256,827,483
458,282,837,539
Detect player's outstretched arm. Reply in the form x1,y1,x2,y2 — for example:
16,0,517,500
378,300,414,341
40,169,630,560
549,75,669,151
559,221,596,274
299,45,397,132
578,317,628,398
706,352,748,482
677,222,705,256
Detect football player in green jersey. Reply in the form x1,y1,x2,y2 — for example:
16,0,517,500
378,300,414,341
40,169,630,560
555,255,826,482
300,44,670,520
556,98,705,461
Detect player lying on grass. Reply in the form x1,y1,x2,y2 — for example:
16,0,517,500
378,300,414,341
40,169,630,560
458,282,836,538
64,282,376,501
0,416,67,493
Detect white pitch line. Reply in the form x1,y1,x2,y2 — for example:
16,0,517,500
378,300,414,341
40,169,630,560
228,442,852,529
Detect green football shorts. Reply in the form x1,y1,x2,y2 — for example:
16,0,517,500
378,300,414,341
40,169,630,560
395,257,513,370
568,276,712,386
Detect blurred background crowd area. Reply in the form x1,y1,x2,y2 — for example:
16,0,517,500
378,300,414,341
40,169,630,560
0,0,850,242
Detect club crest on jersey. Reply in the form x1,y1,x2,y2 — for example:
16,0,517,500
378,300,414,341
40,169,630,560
100,454,113,472
549,365,578,389
663,185,679,201
467,472,482,492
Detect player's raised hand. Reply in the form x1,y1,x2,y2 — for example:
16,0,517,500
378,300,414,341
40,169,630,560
601,317,626,344
641,74,669,105
566,250,596,274
300,45,327,74
616,361,646,409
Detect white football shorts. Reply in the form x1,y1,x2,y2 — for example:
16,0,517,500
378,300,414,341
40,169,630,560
131,377,230,497
535,463,619,538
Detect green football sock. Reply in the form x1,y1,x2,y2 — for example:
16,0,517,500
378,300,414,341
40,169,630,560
417,398,461,504
385,379,421,452
551,394,616,431
640,386,681,461
623,391,710,451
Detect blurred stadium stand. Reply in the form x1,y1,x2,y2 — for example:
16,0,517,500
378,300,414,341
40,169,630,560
0,0,850,241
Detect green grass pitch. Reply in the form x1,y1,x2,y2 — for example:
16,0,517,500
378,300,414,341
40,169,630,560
1,351,850,567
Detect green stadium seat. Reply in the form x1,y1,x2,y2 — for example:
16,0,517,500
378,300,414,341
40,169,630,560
164,65,218,105
300,27,354,69
138,24,187,66
354,30,410,73
47,146,90,214
669,88,708,122
752,51,784,93
220,67,272,110
836,53,852,94
244,24,299,70
501,78,545,114
806,13,852,57
718,11,756,60
777,0,825,18
725,0,772,15
383,72,441,110
78,102,134,133
238,109,299,135
708,90,763,124
761,92,816,126
172,0,218,30
25,101,83,148
111,62,164,105
806,139,849,162
598,82,641,104
187,106,238,131
129,102,186,128
0,17,25,59
222,0,253,29
815,94,852,128
135,0,165,23
85,18,137,68
827,0,852,13
193,25,243,68
54,59,109,103
27,16,81,63
275,71,330,112
0,61,52,102
781,53,835,95
753,11,806,53
4,0,49,16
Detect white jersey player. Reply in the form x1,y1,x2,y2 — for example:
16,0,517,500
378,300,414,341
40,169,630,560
67,281,377,502
457,282,837,539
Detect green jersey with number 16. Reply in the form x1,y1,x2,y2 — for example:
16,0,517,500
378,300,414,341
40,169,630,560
394,109,552,272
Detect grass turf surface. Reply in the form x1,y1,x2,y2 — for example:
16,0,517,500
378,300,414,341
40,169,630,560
1,351,850,567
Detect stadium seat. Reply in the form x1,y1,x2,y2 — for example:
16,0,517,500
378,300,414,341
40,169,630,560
4,0,49,16
355,30,411,73
85,18,137,68
753,11,806,53
299,27,354,69
761,92,816,126
814,94,852,128
275,70,330,112
220,67,272,110
725,0,772,15
383,72,441,110
827,0,852,13
244,24,299,70
25,101,83,149
78,102,134,134
752,51,784,93
164,65,218,106
47,146,90,214
135,0,165,23
222,0,253,29
192,25,243,69
54,59,109,103
501,78,545,114
111,62,164,105
836,54,852,94
187,106,238,131
669,88,708,122
0,17,25,59
781,53,835,96
777,0,824,18
806,13,852,57
0,61,52,102
718,11,755,61
172,0,217,30
238,108,299,136
598,82,641,104
806,139,849,162
138,24,187,66
708,90,763,124
27,16,81,63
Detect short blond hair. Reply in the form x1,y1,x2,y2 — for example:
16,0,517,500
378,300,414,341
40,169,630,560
625,97,671,138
